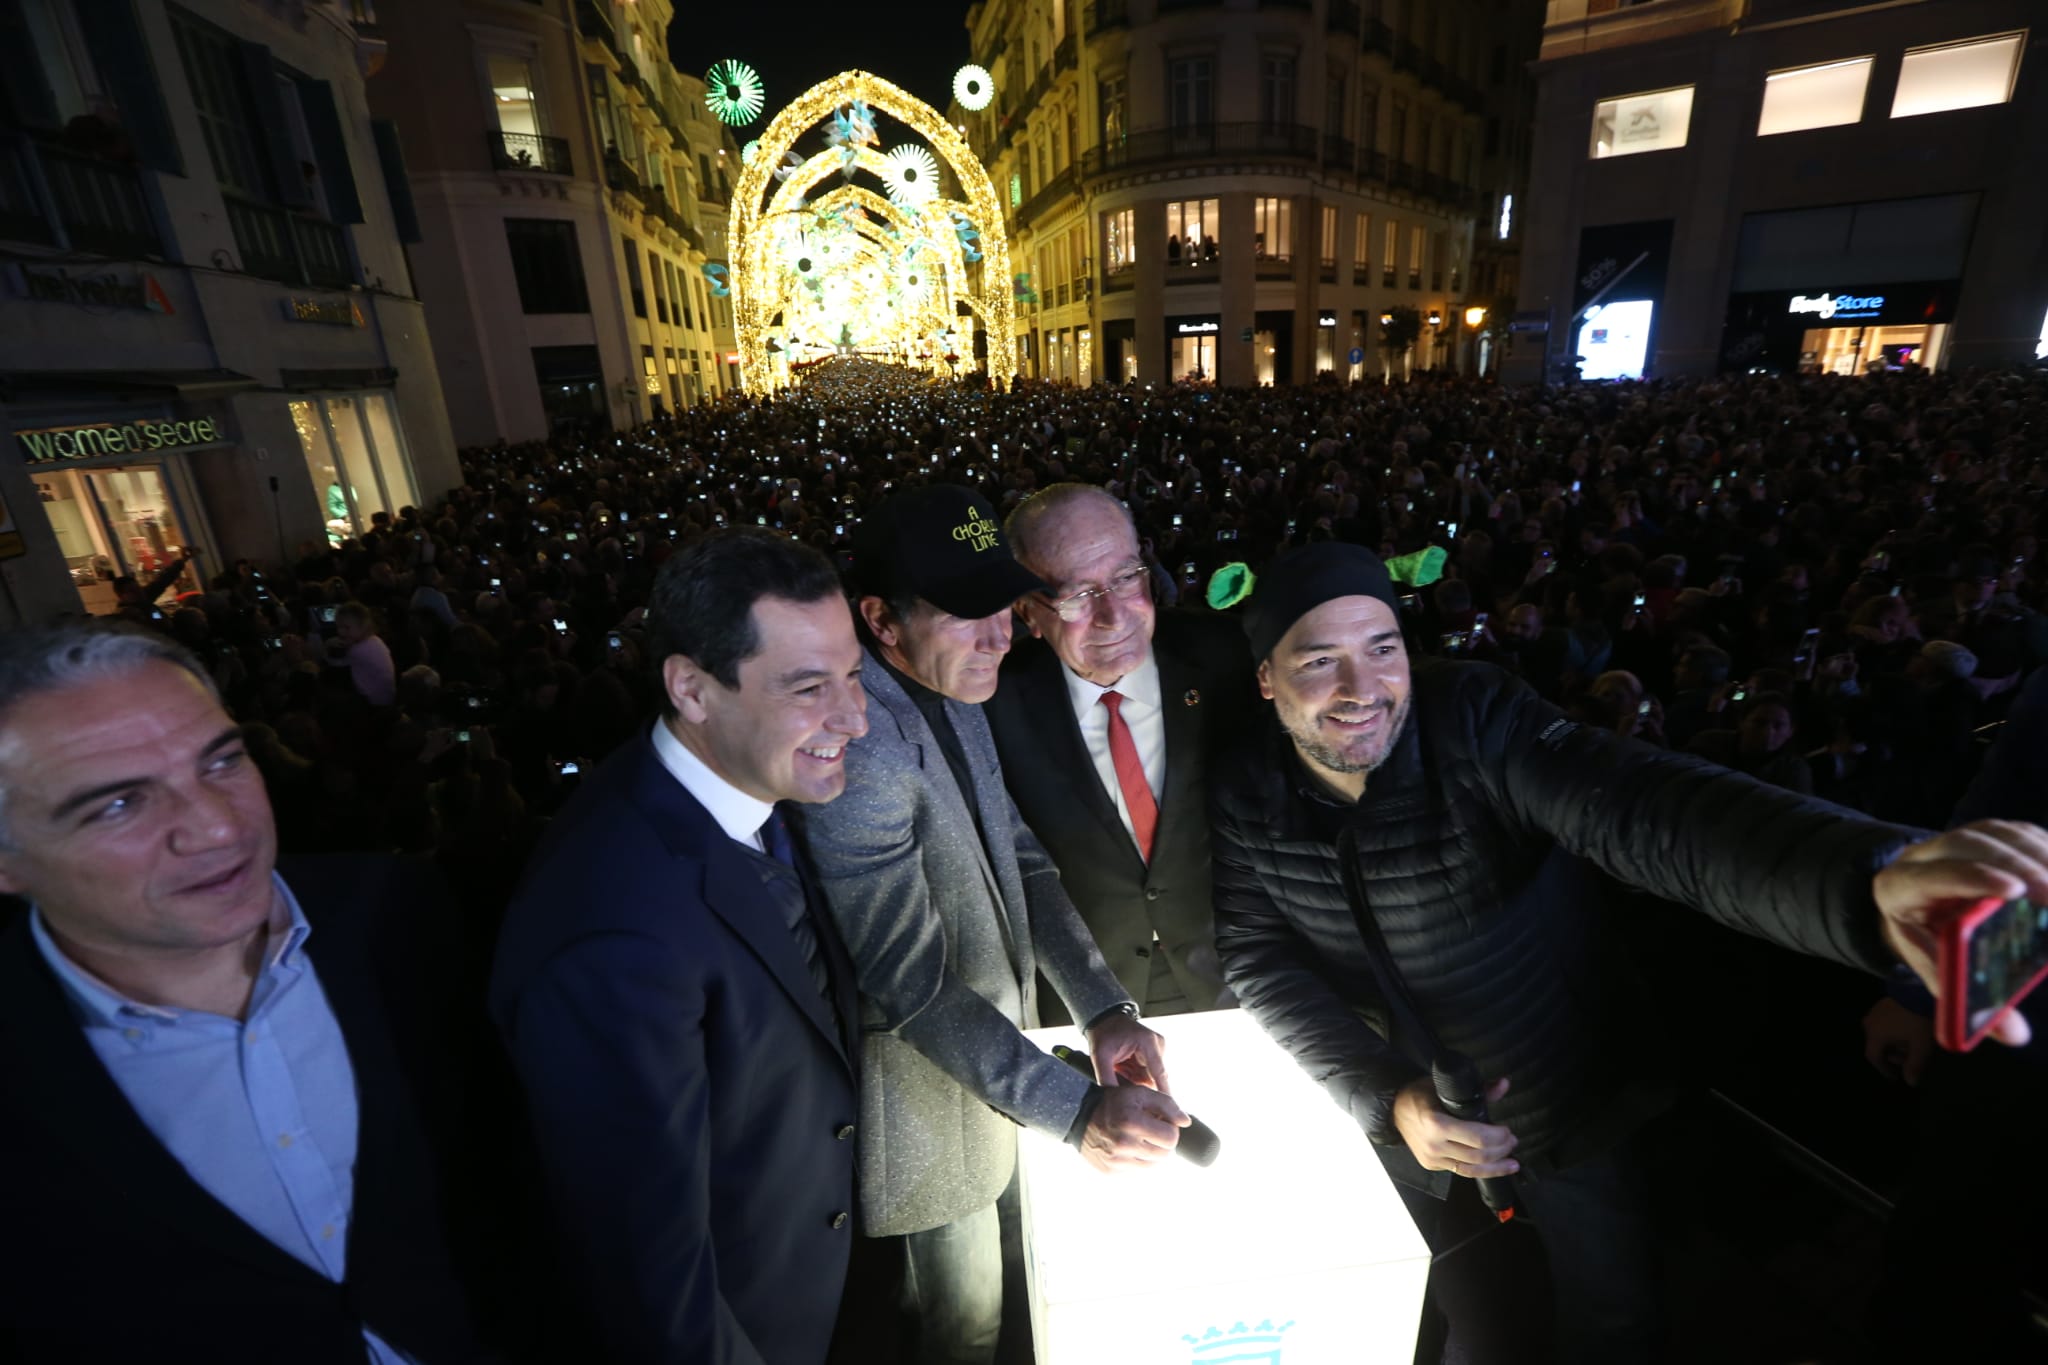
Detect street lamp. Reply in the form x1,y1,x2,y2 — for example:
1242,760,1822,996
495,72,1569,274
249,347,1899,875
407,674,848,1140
1464,305,1488,329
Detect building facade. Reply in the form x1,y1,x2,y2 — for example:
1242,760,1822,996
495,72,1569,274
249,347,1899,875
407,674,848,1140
0,0,458,625
366,0,737,447
1512,0,2047,384
957,0,1522,389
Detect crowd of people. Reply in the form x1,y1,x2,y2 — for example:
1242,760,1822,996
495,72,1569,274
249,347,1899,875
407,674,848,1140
12,357,2048,1363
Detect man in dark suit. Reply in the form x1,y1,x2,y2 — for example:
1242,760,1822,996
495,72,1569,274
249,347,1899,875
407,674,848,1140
0,623,494,1364
493,529,869,1365
989,483,1251,1019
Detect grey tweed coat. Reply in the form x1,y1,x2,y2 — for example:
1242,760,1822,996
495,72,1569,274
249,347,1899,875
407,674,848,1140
803,648,1132,1236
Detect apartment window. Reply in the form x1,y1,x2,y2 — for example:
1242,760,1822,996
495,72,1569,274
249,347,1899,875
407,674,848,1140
17,0,106,126
1166,198,1219,253
1419,114,1434,171
1390,99,1409,163
1497,192,1513,241
1325,73,1345,139
649,248,667,323
1891,33,2023,120
1169,57,1213,130
1051,119,1065,170
1104,208,1135,272
669,259,690,329
1319,205,1337,267
488,53,541,136
1431,230,1446,290
171,11,271,196
505,219,588,313
1758,57,1872,136
1382,218,1398,287
1590,85,1695,158
623,235,646,317
1359,85,1379,155
1409,224,1424,289
1261,56,1296,129
1253,197,1291,259
1100,74,1127,146
1353,212,1371,272
588,64,617,151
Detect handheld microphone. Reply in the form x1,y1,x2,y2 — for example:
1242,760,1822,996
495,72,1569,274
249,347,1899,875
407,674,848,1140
1053,1044,1221,1167
1432,1052,1518,1223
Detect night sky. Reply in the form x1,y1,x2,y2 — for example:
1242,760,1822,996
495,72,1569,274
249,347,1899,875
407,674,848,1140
668,1,974,128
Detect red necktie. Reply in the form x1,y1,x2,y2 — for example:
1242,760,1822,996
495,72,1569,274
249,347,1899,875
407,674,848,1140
1101,690,1158,862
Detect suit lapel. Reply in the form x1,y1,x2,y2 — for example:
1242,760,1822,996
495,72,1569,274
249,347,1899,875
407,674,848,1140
1026,643,1131,858
1153,639,1205,853
628,738,852,1069
0,921,323,1286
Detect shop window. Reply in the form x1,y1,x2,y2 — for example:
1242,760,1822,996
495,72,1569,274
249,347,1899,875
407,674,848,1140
1353,212,1371,277
1319,205,1337,267
291,393,418,546
1382,218,1398,288
1589,85,1695,158
1103,204,1134,275
1891,33,2023,120
1253,197,1291,260
35,467,200,614
1757,57,1871,136
1408,224,1424,290
505,218,589,313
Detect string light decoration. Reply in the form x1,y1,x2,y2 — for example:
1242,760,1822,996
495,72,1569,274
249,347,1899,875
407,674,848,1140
704,60,765,126
953,64,995,111
730,69,1015,393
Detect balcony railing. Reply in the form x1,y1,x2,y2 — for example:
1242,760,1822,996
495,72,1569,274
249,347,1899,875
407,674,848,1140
1328,0,1360,34
225,194,352,287
1014,165,1076,223
1054,35,1076,72
1082,122,1316,177
1085,0,1128,35
488,130,572,175
1322,133,1355,169
37,142,160,256
604,152,641,194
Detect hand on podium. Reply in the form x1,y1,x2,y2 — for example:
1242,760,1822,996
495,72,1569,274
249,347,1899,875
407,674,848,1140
1079,1083,1189,1174
1391,1075,1521,1181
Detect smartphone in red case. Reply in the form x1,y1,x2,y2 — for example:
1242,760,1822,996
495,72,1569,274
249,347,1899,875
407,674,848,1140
1936,895,2048,1051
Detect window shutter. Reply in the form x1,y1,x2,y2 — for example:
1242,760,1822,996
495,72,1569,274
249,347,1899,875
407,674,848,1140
76,0,180,172
297,79,362,223
237,41,308,206
371,119,418,243
0,0,59,129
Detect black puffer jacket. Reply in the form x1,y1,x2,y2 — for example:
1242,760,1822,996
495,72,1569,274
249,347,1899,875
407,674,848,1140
1212,660,1919,1193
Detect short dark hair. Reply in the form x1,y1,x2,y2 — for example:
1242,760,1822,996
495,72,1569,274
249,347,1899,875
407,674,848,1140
648,529,841,691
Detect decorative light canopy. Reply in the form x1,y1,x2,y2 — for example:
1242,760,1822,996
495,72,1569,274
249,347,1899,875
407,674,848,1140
730,70,1015,393
704,60,765,126
740,140,761,167
953,64,994,111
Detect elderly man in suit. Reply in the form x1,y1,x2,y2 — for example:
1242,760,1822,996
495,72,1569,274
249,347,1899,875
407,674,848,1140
989,483,1251,1019
0,623,494,1363
805,485,1190,1364
493,530,869,1364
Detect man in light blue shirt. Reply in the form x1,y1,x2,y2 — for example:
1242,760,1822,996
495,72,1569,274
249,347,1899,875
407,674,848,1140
0,622,493,1364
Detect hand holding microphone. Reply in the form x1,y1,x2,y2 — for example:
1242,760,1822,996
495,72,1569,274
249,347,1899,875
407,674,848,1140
1391,1060,1521,1222
1053,1045,1222,1168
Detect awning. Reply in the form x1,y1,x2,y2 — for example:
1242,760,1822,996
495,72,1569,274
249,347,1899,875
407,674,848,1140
0,368,261,401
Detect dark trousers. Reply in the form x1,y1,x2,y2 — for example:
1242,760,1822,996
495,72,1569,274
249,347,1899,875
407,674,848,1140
1399,1135,1662,1365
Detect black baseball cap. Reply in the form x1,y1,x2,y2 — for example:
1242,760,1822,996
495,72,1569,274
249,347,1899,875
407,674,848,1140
851,485,1047,620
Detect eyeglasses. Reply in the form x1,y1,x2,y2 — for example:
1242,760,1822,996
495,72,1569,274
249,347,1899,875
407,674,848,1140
1040,564,1149,623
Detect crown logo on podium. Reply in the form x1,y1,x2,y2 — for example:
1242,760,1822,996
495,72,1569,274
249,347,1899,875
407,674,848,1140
1183,1319,1295,1364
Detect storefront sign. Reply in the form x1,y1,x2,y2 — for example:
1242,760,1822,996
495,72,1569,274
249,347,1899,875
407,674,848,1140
6,263,175,314
1787,292,1886,321
17,417,224,465
1175,319,1220,335
283,296,366,327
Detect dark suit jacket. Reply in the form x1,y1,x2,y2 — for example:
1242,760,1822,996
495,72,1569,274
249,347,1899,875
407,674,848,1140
987,611,1256,1020
491,731,861,1365
0,855,495,1364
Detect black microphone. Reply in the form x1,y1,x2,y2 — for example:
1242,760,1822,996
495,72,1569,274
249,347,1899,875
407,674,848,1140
1053,1044,1220,1167
1432,1051,1518,1223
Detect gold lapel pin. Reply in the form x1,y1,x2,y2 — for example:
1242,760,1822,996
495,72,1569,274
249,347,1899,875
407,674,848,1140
1183,689,1201,707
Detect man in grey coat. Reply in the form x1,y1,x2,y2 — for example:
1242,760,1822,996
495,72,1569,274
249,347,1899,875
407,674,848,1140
804,485,1190,1365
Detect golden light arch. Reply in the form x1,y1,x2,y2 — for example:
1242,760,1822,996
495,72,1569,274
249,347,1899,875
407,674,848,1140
729,70,1015,392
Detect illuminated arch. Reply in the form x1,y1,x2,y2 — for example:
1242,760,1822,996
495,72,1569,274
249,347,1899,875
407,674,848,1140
730,70,1014,392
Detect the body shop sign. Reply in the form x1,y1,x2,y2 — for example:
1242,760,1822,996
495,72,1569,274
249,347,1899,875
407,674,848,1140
17,417,224,464
1788,292,1886,321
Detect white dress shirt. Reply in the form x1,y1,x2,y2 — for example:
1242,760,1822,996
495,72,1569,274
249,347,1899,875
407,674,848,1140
651,718,774,852
1062,649,1165,847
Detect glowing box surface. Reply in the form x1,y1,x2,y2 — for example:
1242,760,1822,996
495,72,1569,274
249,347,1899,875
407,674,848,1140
1019,1009,1430,1365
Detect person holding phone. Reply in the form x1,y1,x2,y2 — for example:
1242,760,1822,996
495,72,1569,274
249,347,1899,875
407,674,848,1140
1209,543,2046,1363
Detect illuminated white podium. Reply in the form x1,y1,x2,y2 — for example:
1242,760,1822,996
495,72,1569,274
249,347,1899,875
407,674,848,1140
1019,1009,1430,1365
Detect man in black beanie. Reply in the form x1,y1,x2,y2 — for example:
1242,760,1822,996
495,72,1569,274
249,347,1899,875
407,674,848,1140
1210,542,2047,1363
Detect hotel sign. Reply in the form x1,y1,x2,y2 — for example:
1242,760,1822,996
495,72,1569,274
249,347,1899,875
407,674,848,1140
17,417,225,465
284,296,366,327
